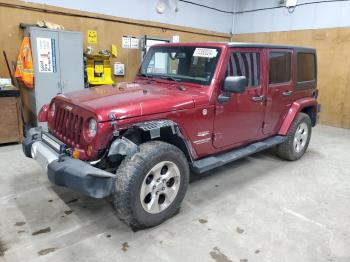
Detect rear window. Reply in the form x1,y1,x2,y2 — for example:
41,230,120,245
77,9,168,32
269,52,291,84
297,53,316,82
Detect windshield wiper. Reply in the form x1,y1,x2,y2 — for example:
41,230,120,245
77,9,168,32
160,76,182,82
139,73,154,78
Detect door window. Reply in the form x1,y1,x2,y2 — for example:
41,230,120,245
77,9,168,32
269,52,291,84
297,53,316,82
227,52,260,87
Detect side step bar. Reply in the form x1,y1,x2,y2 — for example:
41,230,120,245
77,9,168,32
191,135,286,174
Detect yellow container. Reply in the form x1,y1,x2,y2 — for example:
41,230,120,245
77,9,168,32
86,54,114,86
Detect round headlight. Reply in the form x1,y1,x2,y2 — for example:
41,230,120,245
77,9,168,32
88,118,97,137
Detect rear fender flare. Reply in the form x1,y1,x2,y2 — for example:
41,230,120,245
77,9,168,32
278,98,318,135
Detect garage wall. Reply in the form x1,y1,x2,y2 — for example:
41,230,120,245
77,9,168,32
2,0,349,128
0,0,231,83
21,0,235,34
232,0,350,129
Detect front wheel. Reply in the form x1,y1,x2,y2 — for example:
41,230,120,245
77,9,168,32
113,141,189,229
276,112,312,161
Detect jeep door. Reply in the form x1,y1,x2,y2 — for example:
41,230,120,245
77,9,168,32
263,49,295,135
213,48,266,149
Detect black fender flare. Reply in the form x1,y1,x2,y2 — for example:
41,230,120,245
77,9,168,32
108,119,196,162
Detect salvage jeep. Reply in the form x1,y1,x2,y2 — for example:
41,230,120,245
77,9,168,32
23,42,320,229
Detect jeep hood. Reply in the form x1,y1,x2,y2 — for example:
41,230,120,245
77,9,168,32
57,83,195,121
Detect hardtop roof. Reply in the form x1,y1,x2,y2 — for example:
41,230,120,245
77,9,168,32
228,42,315,52
152,42,315,53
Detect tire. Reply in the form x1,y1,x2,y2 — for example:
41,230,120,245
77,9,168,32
276,112,312,161
113,141,190,230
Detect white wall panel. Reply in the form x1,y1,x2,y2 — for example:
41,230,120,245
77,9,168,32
234,0,350,34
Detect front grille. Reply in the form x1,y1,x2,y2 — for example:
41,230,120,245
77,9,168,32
51,105,84,147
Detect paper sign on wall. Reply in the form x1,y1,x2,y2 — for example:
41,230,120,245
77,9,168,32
193,48,218,58
111,44,118,57
130,37,139,49
172,35,180,43
114,62,125,76
122,36,131,48
36,37,56,73
88,30,97,44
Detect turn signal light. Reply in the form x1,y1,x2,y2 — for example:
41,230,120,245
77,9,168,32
87,145,93,156
72,148,80,159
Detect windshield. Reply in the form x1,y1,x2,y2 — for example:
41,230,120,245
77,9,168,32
139,46,221,85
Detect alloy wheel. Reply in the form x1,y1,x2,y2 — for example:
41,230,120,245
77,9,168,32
293,122,308,153
140,161,181,214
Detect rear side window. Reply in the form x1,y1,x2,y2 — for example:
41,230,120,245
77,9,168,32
227,52,260,87
269,52,291,84
297,53,316,82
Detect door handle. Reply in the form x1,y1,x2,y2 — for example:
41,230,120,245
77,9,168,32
282,90,293,96
251,95,265,102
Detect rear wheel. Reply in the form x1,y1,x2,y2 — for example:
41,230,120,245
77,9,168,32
277,112,312,161
113,141,189,229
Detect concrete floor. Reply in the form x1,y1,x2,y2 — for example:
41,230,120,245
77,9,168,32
0,125,349,262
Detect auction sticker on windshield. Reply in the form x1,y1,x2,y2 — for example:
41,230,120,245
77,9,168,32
193,48,218,58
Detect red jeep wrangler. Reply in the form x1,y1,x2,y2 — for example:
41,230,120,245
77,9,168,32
23,42,320,229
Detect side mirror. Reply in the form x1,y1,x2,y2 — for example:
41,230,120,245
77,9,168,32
223,76,247,93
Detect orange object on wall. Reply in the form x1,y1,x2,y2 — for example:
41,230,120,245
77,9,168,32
15,37,34,88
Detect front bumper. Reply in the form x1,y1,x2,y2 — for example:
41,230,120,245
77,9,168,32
22,128,115,198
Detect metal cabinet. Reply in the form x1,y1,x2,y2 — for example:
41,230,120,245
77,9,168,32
25,27,84,129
